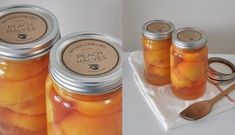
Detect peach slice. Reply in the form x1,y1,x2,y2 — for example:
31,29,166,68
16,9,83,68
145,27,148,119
0,70,47,106
72,92,122,117
171,68,191,89
47,92,72,123
177,61,205,81
0,107,46,131
143,37,171,51
49,76,122,117
144,47,170,64
182,47,208,62
115,112,122,135
147,65,170,77
0,55,48,81
48,123,64,135
45,77,72,123
170,46,183,68
52,82,122,117
0,121,47,135
59,111,117,135
45,76,54,124
171,77,206,100
153,55,170,68
6,95,46,115
145,71,171,85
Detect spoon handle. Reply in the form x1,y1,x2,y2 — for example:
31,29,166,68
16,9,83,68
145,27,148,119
209,83,235,105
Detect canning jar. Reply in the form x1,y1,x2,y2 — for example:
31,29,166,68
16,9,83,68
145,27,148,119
46,32,122,135
142,20,175,85
171,28,208,100
0,5,60,135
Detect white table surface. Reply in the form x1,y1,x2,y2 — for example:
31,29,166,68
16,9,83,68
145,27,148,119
123,52,235,135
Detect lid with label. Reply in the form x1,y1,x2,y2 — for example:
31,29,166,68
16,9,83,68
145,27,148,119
0,5,60,60
142,20,175,40
50,32,122,95
172,27,207,50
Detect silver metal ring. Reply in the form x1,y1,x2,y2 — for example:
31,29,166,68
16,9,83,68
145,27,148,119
207,57,235,85
208,76,234,85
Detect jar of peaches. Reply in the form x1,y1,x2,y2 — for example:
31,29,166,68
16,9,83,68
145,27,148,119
142,20,175,85
0,5,60,135
46,32,122,135
171,28,208,100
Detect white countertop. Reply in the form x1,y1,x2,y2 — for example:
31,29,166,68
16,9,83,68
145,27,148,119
123,52,235,135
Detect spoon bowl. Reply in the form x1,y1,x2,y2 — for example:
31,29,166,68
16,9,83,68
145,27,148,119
180,100,212,120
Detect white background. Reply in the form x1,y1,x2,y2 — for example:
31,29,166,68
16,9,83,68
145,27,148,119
123,0,235,54
0,0,122,40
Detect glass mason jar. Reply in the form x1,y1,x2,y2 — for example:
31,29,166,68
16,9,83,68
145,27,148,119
46,32,122,135
142,20,175,85
0,5,60,135
171,28,208,100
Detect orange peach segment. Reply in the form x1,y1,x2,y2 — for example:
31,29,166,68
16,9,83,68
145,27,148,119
59,112,117,135
148,65,170,77
0,107,46,131
72,93,122,116
45,76,54,124
116,112,122,135
170,46,183,68
144,47,170,64
46,99,54,124
47,93,72,123
153,55,170,68
0,70,47,106
0,121,47,135
0,55,48,81
46,76,72,123
143,37,171,51
48,123,64,135
177,61,205,81
5,95,46,115
53,82,122,117
46,88,72,123
182,47,208,62
171,68,191,89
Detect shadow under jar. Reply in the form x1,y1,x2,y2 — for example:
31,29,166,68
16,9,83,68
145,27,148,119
142,20,175,85
171,28,208,100
46,32,122,135
0,5,60,135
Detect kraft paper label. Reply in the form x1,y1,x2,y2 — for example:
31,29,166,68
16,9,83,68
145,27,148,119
0,12,47,44
177,30,202,42
147,22,170,33
62,39,119,76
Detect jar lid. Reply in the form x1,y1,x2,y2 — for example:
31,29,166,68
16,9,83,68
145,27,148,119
0,5,60,60
172,27,207,50
142,20,175,40
50,32,122,95
207,57,235,85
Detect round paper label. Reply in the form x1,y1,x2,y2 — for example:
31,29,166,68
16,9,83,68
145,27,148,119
177,30,202,42
147,22,170,33
62,39,119,76
0,12,47,44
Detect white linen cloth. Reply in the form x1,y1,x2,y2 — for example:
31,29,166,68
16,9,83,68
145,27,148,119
128,51,235,130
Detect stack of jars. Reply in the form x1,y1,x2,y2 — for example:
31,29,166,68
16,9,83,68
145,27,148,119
142,20,208,100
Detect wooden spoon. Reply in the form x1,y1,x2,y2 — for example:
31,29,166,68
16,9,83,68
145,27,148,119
180,83,235,121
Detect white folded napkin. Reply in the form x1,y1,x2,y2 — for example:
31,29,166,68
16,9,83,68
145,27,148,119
128,51,235,130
